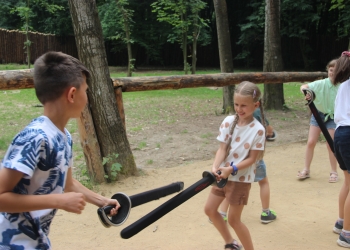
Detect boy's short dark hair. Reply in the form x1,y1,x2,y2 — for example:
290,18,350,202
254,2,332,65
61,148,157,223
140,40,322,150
34,51,90,104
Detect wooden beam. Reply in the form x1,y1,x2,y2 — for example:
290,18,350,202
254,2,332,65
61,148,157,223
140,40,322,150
0,69,34,90
113,72,328,92
0,70,328,91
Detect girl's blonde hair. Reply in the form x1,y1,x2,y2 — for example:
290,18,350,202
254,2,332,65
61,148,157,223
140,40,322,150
226,81,266,161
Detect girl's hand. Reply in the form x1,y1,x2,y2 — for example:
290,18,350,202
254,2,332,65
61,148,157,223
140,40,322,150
217,166,231,179
304,93,312,101
101,198,120,216
59,192,86,214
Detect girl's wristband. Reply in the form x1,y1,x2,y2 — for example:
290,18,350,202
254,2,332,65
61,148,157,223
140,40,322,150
230,162,238,176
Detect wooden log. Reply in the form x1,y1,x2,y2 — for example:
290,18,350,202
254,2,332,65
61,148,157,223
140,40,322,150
0,69,34,90
113,72,328,92
0,70,328,91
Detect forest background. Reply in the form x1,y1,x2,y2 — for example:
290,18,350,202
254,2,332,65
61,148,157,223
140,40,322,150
0,0,349,71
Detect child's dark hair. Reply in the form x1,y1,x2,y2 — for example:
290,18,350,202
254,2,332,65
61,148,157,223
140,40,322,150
333,51,350,85
226,81,266,160
34,51,90,104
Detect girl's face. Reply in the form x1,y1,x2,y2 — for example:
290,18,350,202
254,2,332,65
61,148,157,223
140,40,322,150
234,93,259,121
328,66,334,79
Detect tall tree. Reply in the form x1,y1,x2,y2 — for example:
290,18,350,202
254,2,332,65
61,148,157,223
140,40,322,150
151,0,208,74
68,0,137,182
213,0,234,114
115,0,135,77
263,0,285,110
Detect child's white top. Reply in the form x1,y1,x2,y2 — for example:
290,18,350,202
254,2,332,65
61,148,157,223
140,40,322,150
335,79,350,128
0,116,72,250
217,115,265,183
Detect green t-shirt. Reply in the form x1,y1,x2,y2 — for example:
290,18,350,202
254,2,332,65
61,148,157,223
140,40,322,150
308,77,339,120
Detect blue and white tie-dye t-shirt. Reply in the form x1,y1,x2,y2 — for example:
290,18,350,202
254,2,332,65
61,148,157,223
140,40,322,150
0,116,73,250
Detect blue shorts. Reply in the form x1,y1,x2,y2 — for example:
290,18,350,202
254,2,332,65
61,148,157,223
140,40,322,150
254,160,267,182
334,126,350,173
310,112,336,130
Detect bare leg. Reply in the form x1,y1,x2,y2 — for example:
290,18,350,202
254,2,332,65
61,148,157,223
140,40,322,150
303,125,321,172
339,171,350,226
228,204,254,250
204,192,233,244
219,198,230,214
258,177,270,210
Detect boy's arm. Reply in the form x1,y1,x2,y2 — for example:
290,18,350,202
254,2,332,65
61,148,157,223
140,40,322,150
0,168,85,214
65,168,120,213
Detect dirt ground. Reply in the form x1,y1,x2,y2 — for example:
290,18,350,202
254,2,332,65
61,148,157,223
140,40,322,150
49,90,344,249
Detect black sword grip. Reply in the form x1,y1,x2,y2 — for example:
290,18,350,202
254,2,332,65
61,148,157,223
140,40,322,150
120,172,215,239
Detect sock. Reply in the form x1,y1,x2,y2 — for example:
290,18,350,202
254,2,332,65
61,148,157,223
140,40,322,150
262,208,270,214
219,211,227,217
342,229,350,238
338,218,344,225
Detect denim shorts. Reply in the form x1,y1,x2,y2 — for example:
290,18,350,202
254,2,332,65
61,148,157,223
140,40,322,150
310,111,336,130
254,160,267,182
334,126,350,172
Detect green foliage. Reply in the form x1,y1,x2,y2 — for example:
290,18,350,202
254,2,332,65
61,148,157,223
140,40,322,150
102,153,123,180
2,0,69,35
330,0,350,39
235,1,265,67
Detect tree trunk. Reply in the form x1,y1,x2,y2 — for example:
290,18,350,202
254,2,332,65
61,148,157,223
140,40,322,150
263,0,285,110
117,1,133,77
191,14,199,75
213,0,234,114
181,13,188,74
68,0,137,182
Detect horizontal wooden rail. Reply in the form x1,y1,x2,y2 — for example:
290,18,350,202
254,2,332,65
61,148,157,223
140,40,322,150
112,72,328,92
0,69,327,91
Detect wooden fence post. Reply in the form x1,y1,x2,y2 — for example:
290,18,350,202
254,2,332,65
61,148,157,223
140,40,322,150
77,105,106,183
114,86,126,129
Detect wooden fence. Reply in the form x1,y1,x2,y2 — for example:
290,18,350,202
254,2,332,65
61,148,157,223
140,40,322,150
0,28,78,64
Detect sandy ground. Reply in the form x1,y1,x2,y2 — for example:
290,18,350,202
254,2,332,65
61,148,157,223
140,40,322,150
50,141,343,250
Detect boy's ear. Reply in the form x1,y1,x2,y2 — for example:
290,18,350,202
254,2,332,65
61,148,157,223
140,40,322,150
66,87,77,103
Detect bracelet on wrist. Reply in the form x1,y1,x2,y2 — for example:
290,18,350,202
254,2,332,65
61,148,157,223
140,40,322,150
230,162,238,176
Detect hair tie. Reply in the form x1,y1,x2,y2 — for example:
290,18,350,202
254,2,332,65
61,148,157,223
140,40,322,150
253,89,256,98
341,51,350,57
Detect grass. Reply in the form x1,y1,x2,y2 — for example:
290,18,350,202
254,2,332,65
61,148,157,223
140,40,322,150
0,65,304,186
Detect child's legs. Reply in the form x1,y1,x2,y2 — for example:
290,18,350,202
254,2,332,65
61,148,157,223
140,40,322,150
228,204,254,250
254,160,270,209
204,187,232,243
327,128,338,172
334,126,350,228
339,171,350,223
258,177,270,210
304,125,321,171
219,198,230,213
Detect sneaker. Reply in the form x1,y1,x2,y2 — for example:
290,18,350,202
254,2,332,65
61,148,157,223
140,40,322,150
337,233,350,248
334,221,343,234
208,213,227,224
266,131,277,141
224,240,242,250
261,210,277,224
